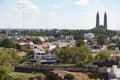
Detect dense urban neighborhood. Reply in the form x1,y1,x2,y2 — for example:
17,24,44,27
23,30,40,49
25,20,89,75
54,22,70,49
0,0,120,80
0,27,120,80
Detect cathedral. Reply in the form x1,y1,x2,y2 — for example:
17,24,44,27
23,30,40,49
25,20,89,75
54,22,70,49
96,12,107,30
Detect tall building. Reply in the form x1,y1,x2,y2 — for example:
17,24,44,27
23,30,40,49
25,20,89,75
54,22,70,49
104,12,107,29
96,12,99,27
95,12,107,30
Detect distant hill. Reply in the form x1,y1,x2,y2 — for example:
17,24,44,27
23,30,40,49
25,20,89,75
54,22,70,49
89,27,119,36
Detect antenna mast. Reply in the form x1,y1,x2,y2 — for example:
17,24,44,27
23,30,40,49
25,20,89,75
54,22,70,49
22,0,25,29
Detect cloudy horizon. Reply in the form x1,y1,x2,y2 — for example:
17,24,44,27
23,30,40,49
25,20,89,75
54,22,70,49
0,0,120,30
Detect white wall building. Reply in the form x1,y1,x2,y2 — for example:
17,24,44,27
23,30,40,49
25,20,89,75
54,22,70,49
107,65,120,80
84,33,95,39
33,49,46,60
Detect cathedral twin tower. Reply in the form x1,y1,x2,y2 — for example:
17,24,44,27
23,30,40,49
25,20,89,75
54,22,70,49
96,12,107,30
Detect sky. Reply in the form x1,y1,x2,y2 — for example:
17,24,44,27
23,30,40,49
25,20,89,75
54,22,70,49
0,0,120,30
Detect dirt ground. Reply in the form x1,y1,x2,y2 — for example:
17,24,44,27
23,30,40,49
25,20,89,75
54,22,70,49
52,70,90,80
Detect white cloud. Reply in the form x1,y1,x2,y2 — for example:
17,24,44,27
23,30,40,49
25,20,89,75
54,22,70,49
13,0,40,14
75,0,89,6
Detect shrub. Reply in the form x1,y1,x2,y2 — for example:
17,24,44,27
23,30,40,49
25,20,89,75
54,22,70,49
64,74,76,80
0,66,9,79
35,61,41,66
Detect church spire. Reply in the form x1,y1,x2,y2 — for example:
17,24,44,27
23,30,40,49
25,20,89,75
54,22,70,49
96,12,100,27
104,12,107,29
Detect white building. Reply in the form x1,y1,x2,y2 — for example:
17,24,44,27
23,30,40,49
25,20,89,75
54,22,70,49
84,33,95,39
107,65,120,80
33,49,46,60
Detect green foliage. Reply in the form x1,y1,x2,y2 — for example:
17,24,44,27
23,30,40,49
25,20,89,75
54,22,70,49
0,66,9,78
87,39,94,45
24,49,34,56
0,38,16,48
79,44,91,53
2,75,14,80
35,61,41,66
76,39,84,47
90,27,118,37
14,75,27,80
0,30,6,34
111,38,117,43
90,27,106,35
45,72,63,80
55,45,93,65
24,49,34,60
14,28,119,41
97,34,106,45
0,66,13,80
18,50,34,64
0,38,22,50
64,74,76,80
116,40,120,49
0,49,21,69
16,43,22,50
35,73,46,79
95,50,111,62
32,38,42,45
10,72,46,80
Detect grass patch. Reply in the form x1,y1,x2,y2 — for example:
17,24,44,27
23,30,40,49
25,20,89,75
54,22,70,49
10,72,46,80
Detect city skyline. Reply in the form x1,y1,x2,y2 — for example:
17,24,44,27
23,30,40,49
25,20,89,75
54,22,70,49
0,0,120,30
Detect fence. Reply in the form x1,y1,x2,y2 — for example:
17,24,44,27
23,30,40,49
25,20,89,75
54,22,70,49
15,66,107,73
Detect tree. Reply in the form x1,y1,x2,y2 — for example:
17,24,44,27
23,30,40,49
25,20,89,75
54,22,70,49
64,74,76,80
0,38,16,48
95,50,111,62
0,30,6,34
0,66,9,80
54,45,93,65
116,40,120,50
16,43,22,50
75,45,93,66
2,75,14,80
97,34,106,46
0,49,21,69
35,61,41,66
76,39,84,47
87,38,94,45
32,38,42,45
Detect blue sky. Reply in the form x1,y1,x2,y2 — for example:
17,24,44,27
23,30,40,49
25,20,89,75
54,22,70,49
0,0,120,30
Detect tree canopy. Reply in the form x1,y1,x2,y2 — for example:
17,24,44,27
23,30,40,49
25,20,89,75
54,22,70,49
76,39,84,47
8,27,119,40
0,49,21,69
32,38,42,45
95,50,111,62
54,45,93,66
0,38,16,48
97,34,106,46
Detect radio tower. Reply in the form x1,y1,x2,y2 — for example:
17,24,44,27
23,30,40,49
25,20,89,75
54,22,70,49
22,0,25,29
